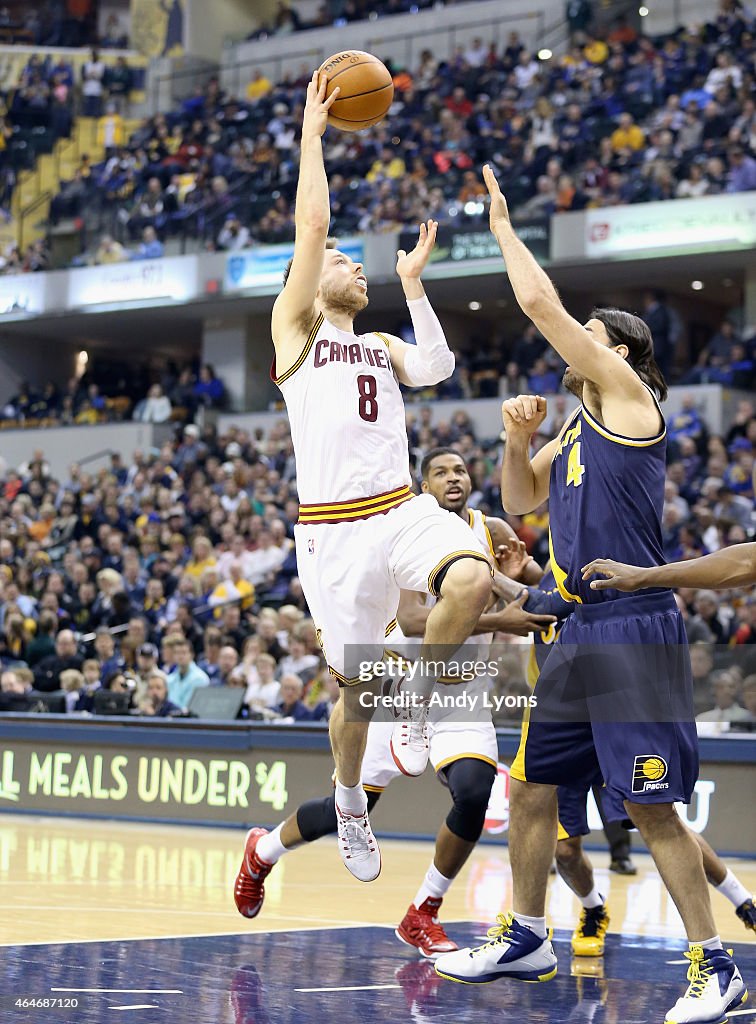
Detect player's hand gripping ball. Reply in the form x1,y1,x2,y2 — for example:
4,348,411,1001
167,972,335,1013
317,51,394,131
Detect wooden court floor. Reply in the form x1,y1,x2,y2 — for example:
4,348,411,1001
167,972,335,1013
2,813,755,948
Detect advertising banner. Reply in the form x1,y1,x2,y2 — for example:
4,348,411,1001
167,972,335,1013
225,238,364,293
0,728,752,853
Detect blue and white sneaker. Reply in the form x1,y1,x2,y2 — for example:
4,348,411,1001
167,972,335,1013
665,946,747,1024
434,913,557,985
523,587,573,621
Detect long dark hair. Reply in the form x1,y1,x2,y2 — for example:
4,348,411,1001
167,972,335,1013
591,307,668,401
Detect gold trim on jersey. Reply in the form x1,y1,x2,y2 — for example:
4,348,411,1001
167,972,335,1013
467,509,496,562
434,752,498,772
510,707,531,782
273,312,325,386
427,550,493,597
299,485,413,524
373,331,391,347
384,619,398,638
327,665,364,686
548,528,583,604
363,784,385,793
581,404,666,447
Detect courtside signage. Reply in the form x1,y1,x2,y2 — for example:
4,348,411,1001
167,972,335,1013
585,192,756,258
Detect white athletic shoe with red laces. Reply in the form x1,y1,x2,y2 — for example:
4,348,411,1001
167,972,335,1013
395,897,459,960
336,803,381,882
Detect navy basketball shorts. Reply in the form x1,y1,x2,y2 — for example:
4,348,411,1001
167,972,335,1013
511,592,699,823
556,785,590,840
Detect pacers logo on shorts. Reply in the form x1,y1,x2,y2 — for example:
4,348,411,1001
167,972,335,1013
632,755,669,794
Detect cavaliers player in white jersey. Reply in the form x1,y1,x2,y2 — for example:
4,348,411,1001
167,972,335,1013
234,449,559,956
234,72,493,894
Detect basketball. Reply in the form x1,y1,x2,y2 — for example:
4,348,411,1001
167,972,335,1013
642,756,667,781
318,50,394,132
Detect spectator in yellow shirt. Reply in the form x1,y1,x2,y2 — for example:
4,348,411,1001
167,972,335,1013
366,146,406,182
184,536,218,580
246,70,272,103
610,112,645,151
583,35,609,65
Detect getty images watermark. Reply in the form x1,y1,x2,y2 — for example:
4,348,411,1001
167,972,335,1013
355,655,537,717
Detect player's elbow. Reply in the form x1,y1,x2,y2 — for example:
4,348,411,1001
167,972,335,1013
429,349,455,384
295,214,329,235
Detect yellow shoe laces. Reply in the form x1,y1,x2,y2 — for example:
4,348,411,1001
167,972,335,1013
473,912,515,954
683,946,712,999
474,913,553,956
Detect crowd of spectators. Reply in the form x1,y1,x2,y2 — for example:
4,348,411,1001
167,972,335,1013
0,362,226,428
0,3,753,272
0,390,754,727
0,3,128,49
39,0,754,265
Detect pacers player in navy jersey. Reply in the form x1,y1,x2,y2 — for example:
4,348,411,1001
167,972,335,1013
435,166,747,1024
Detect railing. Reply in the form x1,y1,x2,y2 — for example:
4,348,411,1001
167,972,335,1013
149,5,549,108
18,189,51,251
222,8,546,98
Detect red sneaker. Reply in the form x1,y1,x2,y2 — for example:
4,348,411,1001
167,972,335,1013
395,897,459,960
234,828,273,919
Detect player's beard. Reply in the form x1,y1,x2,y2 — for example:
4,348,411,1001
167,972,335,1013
320,281,368,318
440,489,469,514
562,368,585,397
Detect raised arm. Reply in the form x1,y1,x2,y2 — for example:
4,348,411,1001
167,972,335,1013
500,395,559,514
482,165,656,427
271,72,339,362
384,220,455,388
581,544,756,592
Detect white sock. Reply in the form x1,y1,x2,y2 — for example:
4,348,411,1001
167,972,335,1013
578,887,605,910
256,824,287,865
335,780,367,816
715,869,751,909
414,862,453,908
514,913,547,939
692,935,723,951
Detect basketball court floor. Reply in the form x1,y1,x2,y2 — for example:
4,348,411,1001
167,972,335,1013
2,814,754,1023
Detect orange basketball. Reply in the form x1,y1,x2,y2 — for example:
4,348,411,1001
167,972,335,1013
318,50,394,132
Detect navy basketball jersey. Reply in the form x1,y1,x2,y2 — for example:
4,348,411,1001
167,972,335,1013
548,397,666,604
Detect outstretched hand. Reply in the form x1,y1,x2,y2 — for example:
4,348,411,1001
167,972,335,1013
303,70,340,138
482,164,511,234
580,558,645,592
396,219,438,279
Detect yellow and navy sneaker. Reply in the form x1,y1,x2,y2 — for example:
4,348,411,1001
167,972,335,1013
736,897,756,934
434,913,557,985
664,946,747,1024
571,903,610,957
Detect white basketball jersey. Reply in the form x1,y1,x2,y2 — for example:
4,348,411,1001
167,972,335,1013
384,508,496,670
275,314,412,505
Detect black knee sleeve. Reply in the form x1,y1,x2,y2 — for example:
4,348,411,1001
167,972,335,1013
443,758,497,843
296,790,381,843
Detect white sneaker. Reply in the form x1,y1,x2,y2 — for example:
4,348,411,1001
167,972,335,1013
664,946,747,1024
435,913,557,985
336,803,381,882
389,682,430,776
